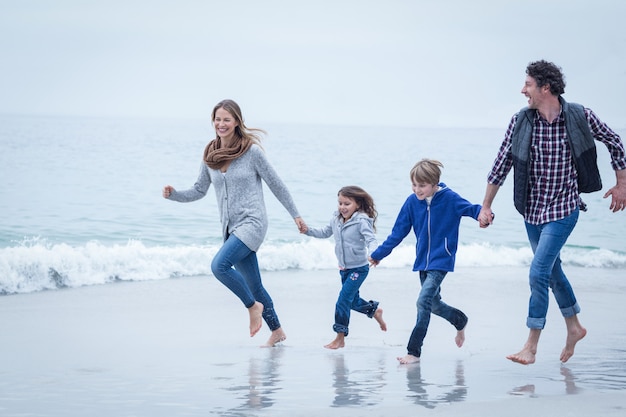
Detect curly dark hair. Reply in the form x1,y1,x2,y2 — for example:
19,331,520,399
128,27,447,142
526,60,566,96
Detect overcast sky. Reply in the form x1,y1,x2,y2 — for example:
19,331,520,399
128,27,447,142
1,0,624,127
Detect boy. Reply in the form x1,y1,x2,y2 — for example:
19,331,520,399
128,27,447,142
369,159,482,364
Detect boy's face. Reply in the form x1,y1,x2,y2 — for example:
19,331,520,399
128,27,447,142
412,181,438,200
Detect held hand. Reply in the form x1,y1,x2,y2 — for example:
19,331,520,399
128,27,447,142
478,207,494,228
603,183,626,213
295,217,308,233
162,185,175,198
369,257,380,267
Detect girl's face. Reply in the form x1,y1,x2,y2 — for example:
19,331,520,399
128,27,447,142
412,181,438,200
213,108,238,141
338,194,359,220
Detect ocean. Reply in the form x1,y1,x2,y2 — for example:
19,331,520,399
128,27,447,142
1,114,625,295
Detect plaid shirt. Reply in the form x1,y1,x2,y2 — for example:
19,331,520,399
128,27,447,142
488,107,626,225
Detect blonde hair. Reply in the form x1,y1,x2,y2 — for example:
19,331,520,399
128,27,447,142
410,159,443,185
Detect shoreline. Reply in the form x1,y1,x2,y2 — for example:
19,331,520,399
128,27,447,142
1,266,625,416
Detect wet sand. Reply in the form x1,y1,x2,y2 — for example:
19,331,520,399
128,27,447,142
1,266,625,416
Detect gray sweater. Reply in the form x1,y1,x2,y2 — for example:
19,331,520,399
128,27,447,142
305,211,378,269
167,144,300,252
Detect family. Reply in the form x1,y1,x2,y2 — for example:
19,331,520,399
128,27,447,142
163,60,626,365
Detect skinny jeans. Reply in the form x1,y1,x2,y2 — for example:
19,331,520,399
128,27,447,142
333,265,378,336
210,234,281,331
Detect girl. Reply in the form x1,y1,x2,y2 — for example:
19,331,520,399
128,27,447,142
163,99,307,347
302,186,386,349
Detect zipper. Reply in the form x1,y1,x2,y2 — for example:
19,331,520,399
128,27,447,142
425,201,431,270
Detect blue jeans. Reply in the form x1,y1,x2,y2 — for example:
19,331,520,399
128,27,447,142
407,270,468,358
524,208,580,329
210,234,281,331
333,265,378,336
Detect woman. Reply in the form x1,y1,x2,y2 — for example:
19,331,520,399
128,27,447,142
163,99,306,347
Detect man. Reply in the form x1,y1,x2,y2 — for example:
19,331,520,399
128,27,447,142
479,60,626,365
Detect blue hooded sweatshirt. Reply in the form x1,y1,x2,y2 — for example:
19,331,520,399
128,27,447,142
370,183,481,272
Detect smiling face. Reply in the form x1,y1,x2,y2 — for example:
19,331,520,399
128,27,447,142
412,181,437,200
521,75,549,109
213,107,239,142
337,194,359,221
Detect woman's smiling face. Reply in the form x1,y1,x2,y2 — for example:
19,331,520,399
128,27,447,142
213,107,238,141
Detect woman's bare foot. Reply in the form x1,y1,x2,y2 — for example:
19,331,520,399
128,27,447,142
560,322,587,363
324,333,345,349
397,354,420,364
262,327,287,348
374,308,387,331
248,302,264,337
455,327,465,348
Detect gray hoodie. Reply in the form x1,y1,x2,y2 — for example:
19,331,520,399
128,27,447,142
167,144,300,252
305,211,377,269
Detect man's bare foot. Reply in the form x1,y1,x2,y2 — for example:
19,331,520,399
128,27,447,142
248,302,264,337
262,327,286,348
506,346,536,365
324,333,345,349
507,328,540,365
560,325,587,363
374,308,387,331
397,354,420,364
455,327,465,348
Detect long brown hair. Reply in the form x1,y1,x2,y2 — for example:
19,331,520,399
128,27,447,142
338,185,378,231
203,99,266,170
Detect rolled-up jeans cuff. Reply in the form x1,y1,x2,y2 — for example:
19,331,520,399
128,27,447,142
526,317,546,329
560,302,581,318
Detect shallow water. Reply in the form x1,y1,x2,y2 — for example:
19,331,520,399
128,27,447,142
1,268,624,416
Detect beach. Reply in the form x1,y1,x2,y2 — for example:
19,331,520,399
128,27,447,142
1,265,625,416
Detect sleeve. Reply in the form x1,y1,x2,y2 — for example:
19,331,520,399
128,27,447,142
305,219,334,239
487,114,517,186
585,108,626,171
370,197,413,261
359,218,379,255
253,147,301,218
454,193,482,221
168,162,211,202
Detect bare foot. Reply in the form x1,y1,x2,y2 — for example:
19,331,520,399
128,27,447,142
397,354,420,364
560,325,587,363
506,346,536,365
262,327,287,348
248,302,264,337
455,327,465,348
507,328,540,365
374,308,387,331
324,334,345,349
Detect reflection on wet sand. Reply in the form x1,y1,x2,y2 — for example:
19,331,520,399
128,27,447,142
404,360,467,408
226,347,285,414
330,353,386,407
509,365,580,397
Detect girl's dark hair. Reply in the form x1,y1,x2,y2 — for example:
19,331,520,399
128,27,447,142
338,185,377,231
526,60,566,96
